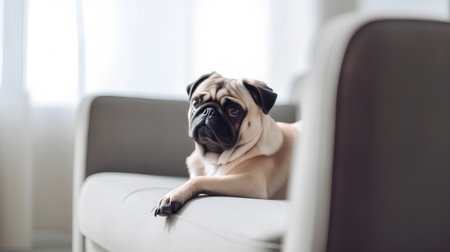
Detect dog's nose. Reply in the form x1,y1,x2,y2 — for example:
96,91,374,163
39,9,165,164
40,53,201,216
202,107,217,118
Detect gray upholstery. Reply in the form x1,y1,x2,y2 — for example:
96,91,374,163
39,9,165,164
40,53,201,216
328,20,450,252
85,96,297,178
86,98,191,178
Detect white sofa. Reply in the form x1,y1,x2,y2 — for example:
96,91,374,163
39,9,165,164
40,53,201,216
73,14,450,252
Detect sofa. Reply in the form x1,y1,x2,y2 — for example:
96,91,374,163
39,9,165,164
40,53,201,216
73,14,450,252
73,95,297,252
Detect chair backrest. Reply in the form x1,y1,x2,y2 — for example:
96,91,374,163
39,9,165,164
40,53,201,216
327,19,450,252
84,96,297,178
284,15,450,252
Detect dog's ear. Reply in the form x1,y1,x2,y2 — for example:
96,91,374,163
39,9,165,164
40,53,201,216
243,80,277,114
186,72,215,99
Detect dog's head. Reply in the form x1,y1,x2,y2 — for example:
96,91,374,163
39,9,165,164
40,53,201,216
186,72,277,156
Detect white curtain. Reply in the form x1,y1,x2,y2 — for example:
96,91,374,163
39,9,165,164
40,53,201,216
27,0,316,105
0,0,33,250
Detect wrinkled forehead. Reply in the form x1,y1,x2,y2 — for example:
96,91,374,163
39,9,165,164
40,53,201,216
192,77,250,107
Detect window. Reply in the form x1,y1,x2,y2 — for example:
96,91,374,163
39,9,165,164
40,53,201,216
27,0,79,105
27,0,278,104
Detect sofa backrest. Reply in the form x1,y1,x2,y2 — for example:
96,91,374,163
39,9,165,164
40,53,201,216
84,96,297,178
283,16,450,252
327,19,450,252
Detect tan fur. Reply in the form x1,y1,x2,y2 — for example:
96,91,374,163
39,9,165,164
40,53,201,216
154,73,298,216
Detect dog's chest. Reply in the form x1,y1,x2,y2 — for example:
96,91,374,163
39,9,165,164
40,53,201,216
204,163,223,176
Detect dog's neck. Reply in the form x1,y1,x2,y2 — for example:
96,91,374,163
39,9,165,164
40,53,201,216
195,114,283,169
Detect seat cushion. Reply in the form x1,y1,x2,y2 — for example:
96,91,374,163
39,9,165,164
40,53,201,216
78,172,287,252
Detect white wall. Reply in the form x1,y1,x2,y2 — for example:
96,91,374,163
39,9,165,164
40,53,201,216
359,0,449,18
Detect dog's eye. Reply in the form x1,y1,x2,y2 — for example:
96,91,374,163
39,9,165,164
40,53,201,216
227,106,241,117
191,98,200,110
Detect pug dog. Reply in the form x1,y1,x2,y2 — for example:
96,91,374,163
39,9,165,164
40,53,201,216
154,72,299,217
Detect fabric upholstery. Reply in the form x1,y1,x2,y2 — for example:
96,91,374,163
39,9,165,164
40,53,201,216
328,19,450,252
86,97,191,178
79,173,287,252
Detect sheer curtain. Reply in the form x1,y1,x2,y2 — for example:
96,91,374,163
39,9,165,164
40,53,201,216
0,0,33,250
27,0,315,105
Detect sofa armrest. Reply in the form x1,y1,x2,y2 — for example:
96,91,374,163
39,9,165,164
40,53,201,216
72,95,193,251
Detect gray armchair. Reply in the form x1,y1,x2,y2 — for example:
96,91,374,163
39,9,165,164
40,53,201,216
73,14,450,252
285,14,450,252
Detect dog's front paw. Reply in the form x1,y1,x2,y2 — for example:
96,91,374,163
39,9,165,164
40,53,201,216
154,196,183,217
154,184,194,217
